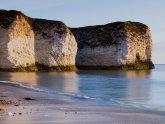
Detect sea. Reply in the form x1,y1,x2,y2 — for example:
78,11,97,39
0,64,165,114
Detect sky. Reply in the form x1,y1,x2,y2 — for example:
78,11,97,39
0,0,165,64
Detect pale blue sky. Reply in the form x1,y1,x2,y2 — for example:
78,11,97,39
0,0,165,63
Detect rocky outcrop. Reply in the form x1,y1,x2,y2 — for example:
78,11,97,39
71,22,154,70
0,10,154,71
0,10,77,71
0,10,35,69
32,18,77,71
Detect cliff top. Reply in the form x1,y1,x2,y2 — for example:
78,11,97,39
71,21,150,49
0,10,28,29
71,21,148,32
32,18,67,40
0,10,66,31
0,10,150,49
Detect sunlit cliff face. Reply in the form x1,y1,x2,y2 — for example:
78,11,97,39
71,22,154,70
0,10,77,71
8,14,35,68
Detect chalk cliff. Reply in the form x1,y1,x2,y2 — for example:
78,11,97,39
0,10,35,70
0,10,154,71
71,22,154,70
0,10,77,71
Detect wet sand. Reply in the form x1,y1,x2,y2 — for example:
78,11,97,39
0,84,165,124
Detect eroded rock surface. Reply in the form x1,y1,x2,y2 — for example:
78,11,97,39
0,10,77,71
32,19,77,68
71,22,154,70
0,10,35,69
0,10,154,71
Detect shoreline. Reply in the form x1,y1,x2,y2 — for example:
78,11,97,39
0,83,165,124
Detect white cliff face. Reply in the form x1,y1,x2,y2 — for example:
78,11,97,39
125,28,152,65
0,13,35,68
0,10,153,71
7,15,35,68
77,44,127,66
0,28,9,67
71,22,154,69
0,10,77,71
33,20,77,67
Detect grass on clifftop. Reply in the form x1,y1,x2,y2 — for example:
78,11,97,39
0,10,31,29
71,21,149,49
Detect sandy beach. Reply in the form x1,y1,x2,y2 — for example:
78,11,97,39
0,82,165,124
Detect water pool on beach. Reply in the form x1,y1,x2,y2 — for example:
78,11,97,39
0,65,165,113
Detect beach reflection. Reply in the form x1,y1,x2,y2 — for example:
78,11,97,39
0,70,152,104
1,66,165,114
37,72,78,93
0,72,79,93
0,72,38,86
124,70,151,102
124,70,151,78
76,70,151,104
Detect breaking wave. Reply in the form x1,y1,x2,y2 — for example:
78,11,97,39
0,81,92,100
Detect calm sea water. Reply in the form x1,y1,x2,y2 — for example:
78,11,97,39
0,65,165,113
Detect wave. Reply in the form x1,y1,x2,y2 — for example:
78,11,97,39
0,81,92,100
1,81,165,114
0,81,47,92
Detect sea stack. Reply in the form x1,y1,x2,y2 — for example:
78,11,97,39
0,10,154,71
0,10,77,71
71,22,154,70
